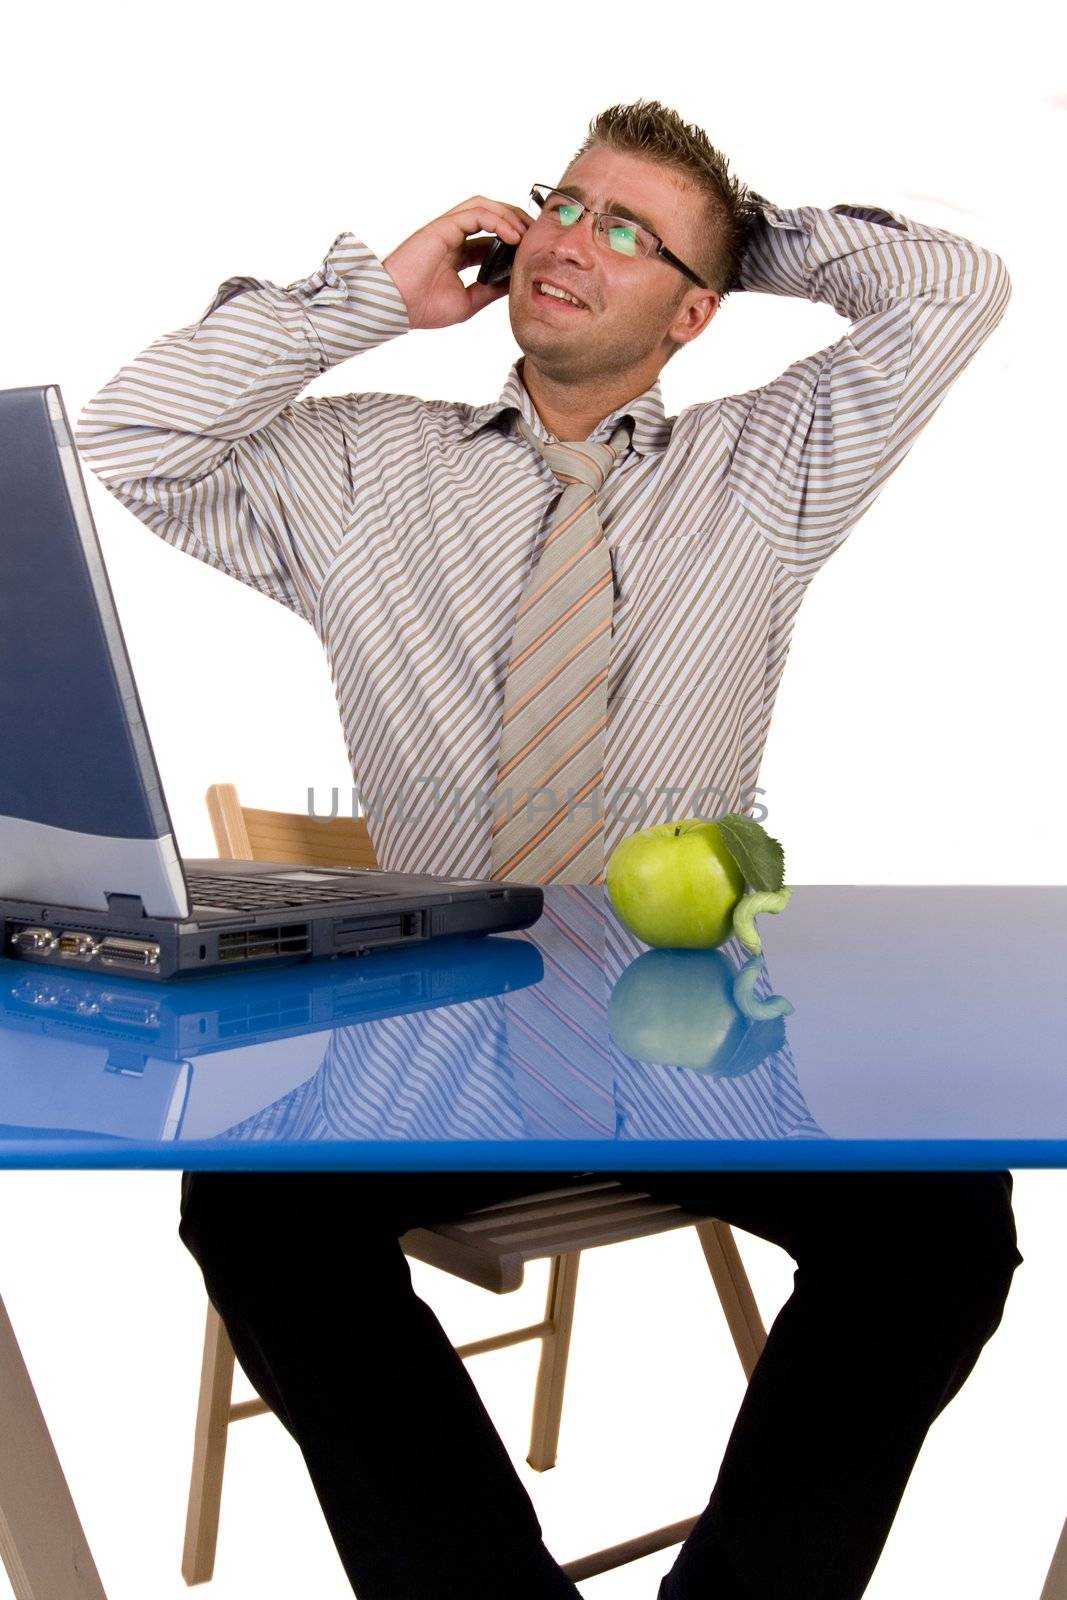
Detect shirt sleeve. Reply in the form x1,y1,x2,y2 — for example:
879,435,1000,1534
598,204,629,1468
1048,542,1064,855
74,233,411,624
718,200,1012,584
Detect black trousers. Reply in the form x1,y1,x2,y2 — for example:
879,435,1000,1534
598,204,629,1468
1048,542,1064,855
179,1168,1021,1600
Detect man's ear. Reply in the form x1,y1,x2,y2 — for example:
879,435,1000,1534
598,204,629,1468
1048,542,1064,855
672,289,719,350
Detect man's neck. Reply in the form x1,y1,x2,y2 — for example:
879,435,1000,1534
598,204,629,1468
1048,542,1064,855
518,356,648,443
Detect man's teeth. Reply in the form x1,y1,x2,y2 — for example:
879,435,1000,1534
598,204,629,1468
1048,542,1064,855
538,283,584,307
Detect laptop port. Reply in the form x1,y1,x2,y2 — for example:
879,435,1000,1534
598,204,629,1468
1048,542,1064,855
99,936,161,971
56,932,100,960
9,926,58,954
333,913,421,950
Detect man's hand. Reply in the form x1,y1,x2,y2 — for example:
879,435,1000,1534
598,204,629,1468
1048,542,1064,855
382,197,534,330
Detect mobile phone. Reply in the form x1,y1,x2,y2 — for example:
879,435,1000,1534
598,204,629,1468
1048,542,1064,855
476,236,517,287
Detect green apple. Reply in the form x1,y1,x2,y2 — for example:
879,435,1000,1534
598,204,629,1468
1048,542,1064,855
605,818,746,948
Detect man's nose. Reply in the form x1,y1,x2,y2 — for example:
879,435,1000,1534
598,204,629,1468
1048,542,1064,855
549,220,598,269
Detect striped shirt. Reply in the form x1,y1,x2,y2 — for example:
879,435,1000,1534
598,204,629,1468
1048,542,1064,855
74,200,1011,884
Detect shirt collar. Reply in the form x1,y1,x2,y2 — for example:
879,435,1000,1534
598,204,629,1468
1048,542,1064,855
457,358,672,457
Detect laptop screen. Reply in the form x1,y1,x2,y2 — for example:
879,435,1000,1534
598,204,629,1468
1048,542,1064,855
0,385,188,917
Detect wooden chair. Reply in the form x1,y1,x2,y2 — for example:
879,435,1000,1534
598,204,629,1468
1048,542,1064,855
182,784,769,1588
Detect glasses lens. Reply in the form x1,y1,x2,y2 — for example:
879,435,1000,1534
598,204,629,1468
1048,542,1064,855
534,188,582,224
603,219,643,257
533,189,653,260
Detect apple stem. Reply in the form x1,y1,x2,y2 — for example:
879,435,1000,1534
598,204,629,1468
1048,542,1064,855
674,826,681,836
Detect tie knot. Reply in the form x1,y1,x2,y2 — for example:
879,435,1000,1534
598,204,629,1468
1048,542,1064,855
518,415,632,493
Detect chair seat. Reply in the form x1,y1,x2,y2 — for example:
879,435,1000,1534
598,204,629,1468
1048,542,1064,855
400,1176,720,1294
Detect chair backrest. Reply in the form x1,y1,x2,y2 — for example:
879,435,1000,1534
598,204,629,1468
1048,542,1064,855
205,782,378,869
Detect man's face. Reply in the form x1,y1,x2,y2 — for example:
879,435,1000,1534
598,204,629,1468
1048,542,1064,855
507,148,717,384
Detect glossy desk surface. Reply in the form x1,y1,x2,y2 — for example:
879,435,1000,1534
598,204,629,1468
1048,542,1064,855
1,885,1065,1171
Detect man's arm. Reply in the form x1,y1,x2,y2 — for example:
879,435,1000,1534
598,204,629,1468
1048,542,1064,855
718,197,1011,584
74,233,411,623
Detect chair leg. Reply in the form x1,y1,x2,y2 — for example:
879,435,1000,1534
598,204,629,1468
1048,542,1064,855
182,1302,237,1586
693,1220,767,1381
527,1252,581,1472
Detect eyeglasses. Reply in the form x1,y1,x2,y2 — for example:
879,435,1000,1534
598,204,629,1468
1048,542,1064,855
529,184,709,290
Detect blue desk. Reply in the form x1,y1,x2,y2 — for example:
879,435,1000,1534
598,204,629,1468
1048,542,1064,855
1,883,1066,1170
2,884,1067,1600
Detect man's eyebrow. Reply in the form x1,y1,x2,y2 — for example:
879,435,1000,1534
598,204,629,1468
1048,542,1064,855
557,183,660,237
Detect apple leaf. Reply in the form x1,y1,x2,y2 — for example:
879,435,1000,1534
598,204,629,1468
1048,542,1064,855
715,813,785,893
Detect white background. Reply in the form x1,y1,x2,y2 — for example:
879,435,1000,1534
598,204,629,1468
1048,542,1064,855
2,0,1066,1596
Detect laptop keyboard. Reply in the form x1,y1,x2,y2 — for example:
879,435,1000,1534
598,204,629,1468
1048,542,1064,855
186,871,395,912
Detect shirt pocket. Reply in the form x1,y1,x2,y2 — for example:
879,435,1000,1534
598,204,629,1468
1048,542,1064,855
609,534,728,707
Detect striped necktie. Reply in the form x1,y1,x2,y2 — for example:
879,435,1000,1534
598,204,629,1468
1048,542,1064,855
488,413,633,886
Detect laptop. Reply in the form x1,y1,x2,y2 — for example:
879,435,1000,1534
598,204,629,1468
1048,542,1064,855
0,384,544,981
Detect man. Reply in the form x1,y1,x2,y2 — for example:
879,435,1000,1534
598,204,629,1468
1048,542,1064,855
76,99,1021,1600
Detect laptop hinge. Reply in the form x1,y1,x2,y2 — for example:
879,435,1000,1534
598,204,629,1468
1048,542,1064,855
105,892,148,918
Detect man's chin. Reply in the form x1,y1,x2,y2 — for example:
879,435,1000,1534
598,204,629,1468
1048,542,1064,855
511,316,588,356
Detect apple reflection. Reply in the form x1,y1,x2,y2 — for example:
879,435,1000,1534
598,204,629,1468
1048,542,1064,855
607,947,794,1080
